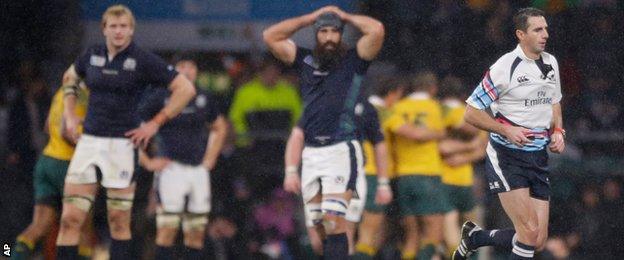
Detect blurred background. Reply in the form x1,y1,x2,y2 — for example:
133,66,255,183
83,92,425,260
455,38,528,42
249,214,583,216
0,0,623,259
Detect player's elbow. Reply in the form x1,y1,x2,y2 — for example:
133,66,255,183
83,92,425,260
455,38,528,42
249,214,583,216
371,22,385,39
262,29,275,46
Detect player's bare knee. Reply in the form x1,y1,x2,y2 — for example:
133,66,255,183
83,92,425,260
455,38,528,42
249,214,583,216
59,212,84,232
107,209,131,234
156,228,178,246
183,230,205,249
321,197,349,234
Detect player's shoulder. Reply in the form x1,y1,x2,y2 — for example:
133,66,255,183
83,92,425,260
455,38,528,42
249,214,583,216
490,49,520,71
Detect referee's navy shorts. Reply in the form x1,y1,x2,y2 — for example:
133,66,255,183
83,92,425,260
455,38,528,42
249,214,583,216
484,140,550,201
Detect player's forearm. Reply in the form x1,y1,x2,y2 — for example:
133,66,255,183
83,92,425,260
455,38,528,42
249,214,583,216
63,95,78,118
285,127,304,171
373,142,389,180
396,124,445,142
203,116,227,168
439,139,474,157
157,75,196,124
263,14,315,44
464,105,505,136
344,14,384,38
551,103,563,129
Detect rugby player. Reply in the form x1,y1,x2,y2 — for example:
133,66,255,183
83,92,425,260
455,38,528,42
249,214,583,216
264,5,384,259
437,76,487,257
353,77,404,260
453,8,564,260
13,84,93,260
139,56,227,260
56,5,196,259
385,72,450,259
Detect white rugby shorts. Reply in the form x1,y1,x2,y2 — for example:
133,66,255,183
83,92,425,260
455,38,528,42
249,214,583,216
156,161,211,214
301,140,365,204
66,134,135,189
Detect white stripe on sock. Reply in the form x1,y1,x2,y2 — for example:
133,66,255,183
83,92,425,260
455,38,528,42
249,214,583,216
512,247,534,258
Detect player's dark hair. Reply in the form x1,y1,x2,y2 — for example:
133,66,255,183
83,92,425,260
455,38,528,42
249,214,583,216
172,52,198,66
438,75,466,100
410,71,438,93
374,75,405,97
514,8,545,32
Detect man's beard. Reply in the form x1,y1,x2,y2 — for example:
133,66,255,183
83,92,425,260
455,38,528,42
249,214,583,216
313,41,345,71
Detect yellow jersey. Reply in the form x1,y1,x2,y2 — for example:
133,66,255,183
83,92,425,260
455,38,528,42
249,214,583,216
440,100,474,186
386,92,443,176
42,87,88,161
363,96,395,178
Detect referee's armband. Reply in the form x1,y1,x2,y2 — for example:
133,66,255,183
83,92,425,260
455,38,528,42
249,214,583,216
62,84,80,97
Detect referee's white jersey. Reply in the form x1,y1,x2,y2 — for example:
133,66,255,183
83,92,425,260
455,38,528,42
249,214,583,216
466,44,562,150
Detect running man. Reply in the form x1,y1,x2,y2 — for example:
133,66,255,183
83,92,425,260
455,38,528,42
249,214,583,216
453,8,564,260
353,77,404,260
56,5,196,259
264,5,384,259
13,84,93,260
385,71,450,259
437,76,487,257
139,56,227,260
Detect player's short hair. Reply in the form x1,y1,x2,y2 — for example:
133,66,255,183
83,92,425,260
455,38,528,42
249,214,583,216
101,4,135,29
172,52,198,66
410,71,438,92
373,75,405,98
513,7,545,32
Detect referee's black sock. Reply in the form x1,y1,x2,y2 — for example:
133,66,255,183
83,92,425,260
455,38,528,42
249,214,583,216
509,240,534,259
110,239,132,260
184,246,204,260
155,245,174,260
470,229,515,250
323,233,349,260
57,245,79,260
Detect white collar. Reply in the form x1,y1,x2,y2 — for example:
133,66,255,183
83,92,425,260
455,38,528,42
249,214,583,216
408,92,430,100
368,95,385,107
442,98,462,107
513,44,543,61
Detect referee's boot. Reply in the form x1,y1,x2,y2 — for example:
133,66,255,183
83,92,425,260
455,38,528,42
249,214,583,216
451,221,481,260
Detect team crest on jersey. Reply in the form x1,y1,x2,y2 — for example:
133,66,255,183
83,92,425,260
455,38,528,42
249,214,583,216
123,58,137,71
90,55,106,67
120,170,130,179
195,94,207,108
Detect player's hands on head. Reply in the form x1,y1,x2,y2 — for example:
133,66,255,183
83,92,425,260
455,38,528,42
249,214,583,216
375,184,393,205
144,157,171,172
283,172,301,194
125,121,160,148
549,132,565,154
502,125,532,148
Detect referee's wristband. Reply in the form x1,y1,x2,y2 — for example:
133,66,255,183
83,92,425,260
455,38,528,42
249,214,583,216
553,127,566,138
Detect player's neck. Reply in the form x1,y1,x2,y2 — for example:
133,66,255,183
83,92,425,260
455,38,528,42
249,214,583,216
106,41,131,61
519,44,540,60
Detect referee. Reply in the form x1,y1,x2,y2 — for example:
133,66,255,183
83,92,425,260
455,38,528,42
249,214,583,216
453,8,564,260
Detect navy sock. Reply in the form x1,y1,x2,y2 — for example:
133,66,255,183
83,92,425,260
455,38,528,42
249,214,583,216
184,246,204,260
323,233,349,260
57,245,79,260
110,239,132,260
471,229,515,250
510,240,534,259
155,245,174,260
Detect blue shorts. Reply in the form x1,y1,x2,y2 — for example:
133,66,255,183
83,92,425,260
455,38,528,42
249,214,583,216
484,141,550,201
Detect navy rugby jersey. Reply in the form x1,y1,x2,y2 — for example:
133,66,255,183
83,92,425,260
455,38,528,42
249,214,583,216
74,42,178,137
139,88,220,166
355,100,384,145
293,47,371,146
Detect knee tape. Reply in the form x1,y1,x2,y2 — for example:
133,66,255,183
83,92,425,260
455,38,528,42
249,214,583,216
156,211,181,229
305,202,323,227
182,213,208,232
321,198,348,217
63,195,95,212
106,193,134,211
